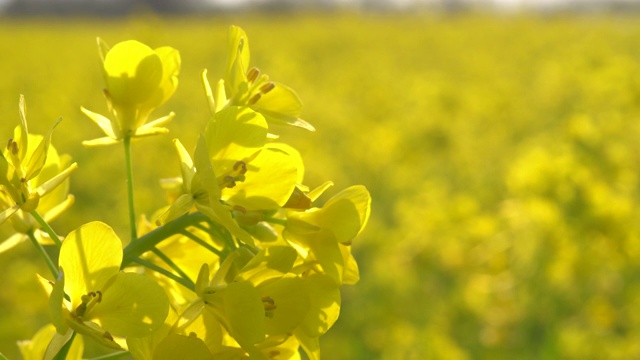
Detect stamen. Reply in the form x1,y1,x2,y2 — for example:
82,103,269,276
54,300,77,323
262,296,276,318
246,67,260,83
262,296,276,310
232,161,247,175
232,205,247,215
10,141,18,155
259,82,275,94
248,93,262,105
221,175,236,188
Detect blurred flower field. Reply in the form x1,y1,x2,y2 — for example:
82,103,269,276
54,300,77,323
2,11,640,359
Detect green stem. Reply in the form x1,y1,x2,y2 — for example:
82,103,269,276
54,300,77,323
30,210,62,247
131,256,195,291
151,247,192,283
123,136,138,243
180,229,222,256
122,212,208,267
27,230,58,279
263,217,287,226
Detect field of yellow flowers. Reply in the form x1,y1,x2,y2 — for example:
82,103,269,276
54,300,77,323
2,11,640,359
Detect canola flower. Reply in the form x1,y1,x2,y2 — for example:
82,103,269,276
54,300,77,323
81,39,181,146
41,222,169,350
8,25,370,359
0,96,77,226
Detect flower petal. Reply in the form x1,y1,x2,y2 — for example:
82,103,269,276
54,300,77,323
103,40,163,106
80,107,117,140
226,26,250,93
237,246,297,285
59,221,122,309
260,276,309,336
205,106,267,172
225,147,298,211
155,193,195,226
89,272,169,337
224,281,265,346
251,83,315,131
300,274,341,337
153,334,212,360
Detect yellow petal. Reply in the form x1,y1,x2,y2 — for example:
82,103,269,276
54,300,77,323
59,221,122,309
205,106,267,171
225,147,298,211
251,83,315,131
294,329,320,360
226,25,250,93
19,324,83,360
341,244,360,285
224,281,265,345
259,276,309,336
201,69,216,116
82,137,121,147
300,274,341,337
237,246,297,285
89,272,169,337
80,107,118,140
24,117,62,181
103,40,162,106
153,334,212,360
0,232,26,253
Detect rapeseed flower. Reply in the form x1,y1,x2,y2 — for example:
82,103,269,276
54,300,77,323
43,222,169,349
0,95,77,225
82,39,180,145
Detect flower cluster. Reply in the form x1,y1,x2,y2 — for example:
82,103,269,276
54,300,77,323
2,25,370,359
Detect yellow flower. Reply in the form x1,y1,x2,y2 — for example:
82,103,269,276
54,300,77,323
81,39,180,146
0,145,74,253
43,222,169,349
284,185,371,285
204,26,314,131
190,246,340,358
157,106,300,246
17,324,84,360
0,95,77,225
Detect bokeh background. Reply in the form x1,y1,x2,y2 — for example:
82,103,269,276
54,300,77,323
3,0,640,358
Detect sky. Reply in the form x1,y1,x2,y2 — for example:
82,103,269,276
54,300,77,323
1,0,636,11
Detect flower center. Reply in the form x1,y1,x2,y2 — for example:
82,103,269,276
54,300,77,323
218,161,248,189
73,290,102,319
262,296,277,318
